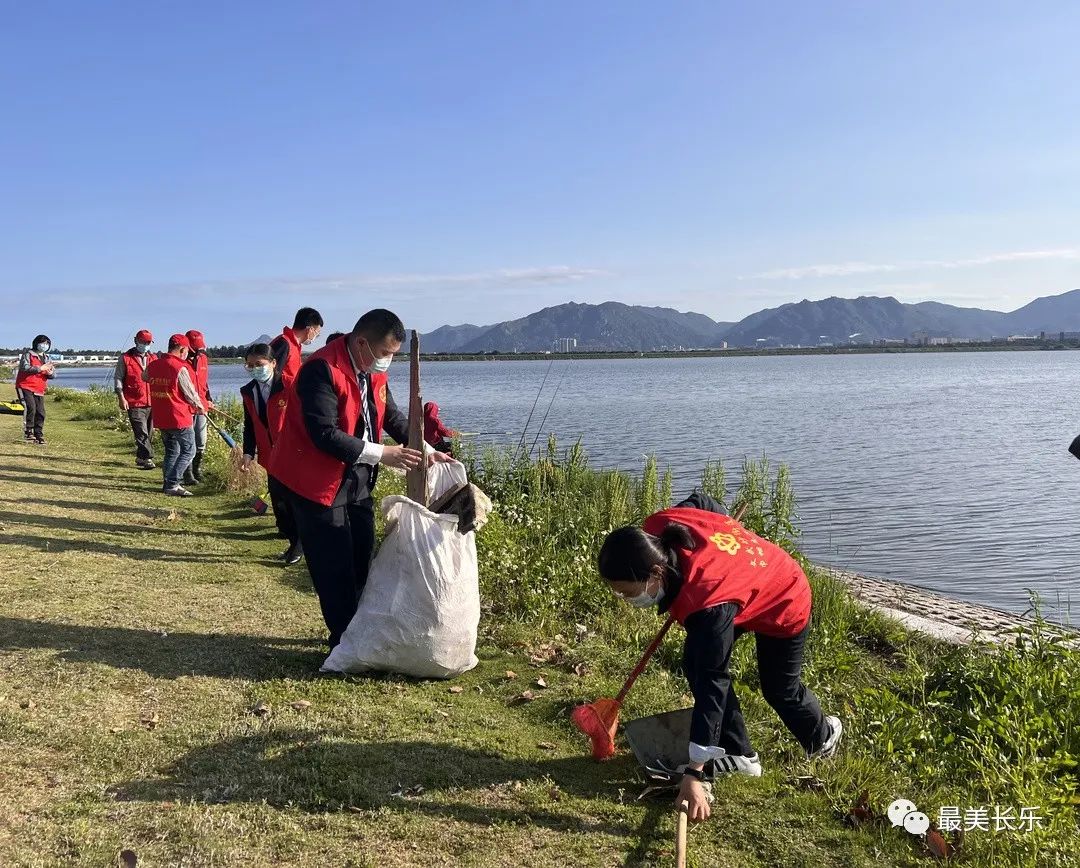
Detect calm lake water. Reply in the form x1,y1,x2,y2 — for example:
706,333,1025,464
57,352,1080,621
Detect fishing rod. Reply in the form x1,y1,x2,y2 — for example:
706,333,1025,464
516,358,554,454
527,360,571,457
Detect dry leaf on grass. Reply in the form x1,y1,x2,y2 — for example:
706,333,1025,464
289,700,312,712
504,670,518,680
572,662,589,677
251,701,272,719
535,676,548,689
845,790,874,827
926,829,952,860
19,699,36,710
391,784,426,798
139,711,159,730
448,686,464,694
537,742,557,751
549,786,562,801
509,690,536,705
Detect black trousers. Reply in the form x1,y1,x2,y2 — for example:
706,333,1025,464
18,389,45,439
127,406,154,460
685,606,828,757
267,474,299,546
289,493,375,647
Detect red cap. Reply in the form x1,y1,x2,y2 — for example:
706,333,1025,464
135,329,153,344
185,330,206,350
169,333,191,350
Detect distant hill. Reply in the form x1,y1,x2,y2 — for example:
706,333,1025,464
417,290,1080,352
421,302,734,353
720,290,1080,346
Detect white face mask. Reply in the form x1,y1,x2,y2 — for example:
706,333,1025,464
621,578,664,608
34,342,50,353
371,355,392,373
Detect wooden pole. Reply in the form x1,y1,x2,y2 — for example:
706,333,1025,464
406,329,428,506
676,799,688,868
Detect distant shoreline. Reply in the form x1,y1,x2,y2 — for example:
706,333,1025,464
411,341,1080,362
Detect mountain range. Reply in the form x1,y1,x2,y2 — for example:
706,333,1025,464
419,290,1080,352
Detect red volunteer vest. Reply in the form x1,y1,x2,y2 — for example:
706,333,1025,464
121,350,157,407
642,508,811,638
272,327,303,388
146,354,195,430
242,384,287,470
188,352,210,408
15,353,49,395
269,339,388,506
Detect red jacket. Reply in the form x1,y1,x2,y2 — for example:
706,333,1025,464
423,401,455,446
642,508,811,638
187,351,211,410
120,349,157,407
146,354,196,430
269,338,388,506
271,326,303,388
15,352,50,395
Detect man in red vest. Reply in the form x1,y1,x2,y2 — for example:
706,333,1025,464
184,329,214,485
270,307,323,389
113,329,158,469
144,334,205,497
271,308,453,648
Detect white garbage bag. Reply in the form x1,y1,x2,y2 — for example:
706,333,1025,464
321,462,481,679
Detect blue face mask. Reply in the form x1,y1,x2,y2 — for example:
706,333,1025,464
135,342,150,354
249,364,274,384
34,342,50,353
620,576,665,608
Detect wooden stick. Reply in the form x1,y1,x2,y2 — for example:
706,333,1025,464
676,799,689,868
406,329,428,506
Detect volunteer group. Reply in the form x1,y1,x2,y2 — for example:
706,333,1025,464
11,307,841,814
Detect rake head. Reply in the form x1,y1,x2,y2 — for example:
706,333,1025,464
570,697,621,760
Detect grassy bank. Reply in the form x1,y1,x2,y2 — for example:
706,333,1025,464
0,386,1077,866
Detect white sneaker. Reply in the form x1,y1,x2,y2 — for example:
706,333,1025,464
165,487,194,498
810,716,843,759
711,753,763,778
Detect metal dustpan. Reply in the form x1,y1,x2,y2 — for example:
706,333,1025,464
623,707,693,784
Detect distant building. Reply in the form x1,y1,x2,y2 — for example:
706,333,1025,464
553,337,577,353
1006,335,1040,343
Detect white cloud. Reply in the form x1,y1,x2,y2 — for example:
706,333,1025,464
743,248,1080,280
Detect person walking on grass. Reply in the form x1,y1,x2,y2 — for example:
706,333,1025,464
15,334,55,445
114,329,158,469
269,309,454,648
239,343,302,565
183,329,214,486
144,334,204,497
270,307,323,389
597,491,842,823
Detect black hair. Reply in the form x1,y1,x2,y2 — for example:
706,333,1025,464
325,331,345,342
597,522,695,583
352,308,406,344
245,342,273,361
293,307,324,330
32,334,51,348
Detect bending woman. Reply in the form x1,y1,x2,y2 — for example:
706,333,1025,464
598,491,842,822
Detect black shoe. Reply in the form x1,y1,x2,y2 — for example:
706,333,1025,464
191,451,204,484
280,542,304,565
34,438,46,446
136,458,156,470
24,432,34,442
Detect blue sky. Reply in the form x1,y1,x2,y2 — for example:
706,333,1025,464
3,1,1080,347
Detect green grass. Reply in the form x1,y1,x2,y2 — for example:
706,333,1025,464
0,386,1077,866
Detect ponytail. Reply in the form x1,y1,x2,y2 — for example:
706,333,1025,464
657,522,695,554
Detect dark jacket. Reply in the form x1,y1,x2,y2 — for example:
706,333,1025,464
292,358,410,506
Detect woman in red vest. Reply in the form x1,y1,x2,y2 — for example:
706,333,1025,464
15,334,55,444
598,492,842,823
113,329,158,469
239,343,301,564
